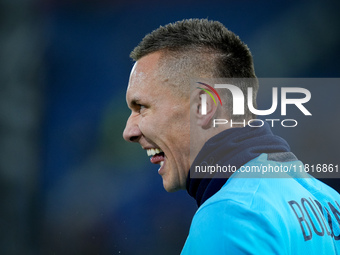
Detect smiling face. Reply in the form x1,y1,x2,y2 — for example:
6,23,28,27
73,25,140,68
123,51,191,192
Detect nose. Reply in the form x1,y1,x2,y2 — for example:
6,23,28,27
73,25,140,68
123,114,142,142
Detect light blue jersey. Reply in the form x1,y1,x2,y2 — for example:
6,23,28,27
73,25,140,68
182,153,340,254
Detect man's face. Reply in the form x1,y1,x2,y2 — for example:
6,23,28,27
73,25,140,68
123,52,191,192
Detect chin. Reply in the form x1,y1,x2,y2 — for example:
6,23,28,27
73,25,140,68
162,179,181,193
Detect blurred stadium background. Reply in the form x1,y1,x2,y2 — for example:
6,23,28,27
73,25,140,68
0,0,339,254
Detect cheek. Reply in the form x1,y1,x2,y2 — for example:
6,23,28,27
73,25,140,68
173,110,190,133
138,104,190,141
168,114,191,147
139,116,161,137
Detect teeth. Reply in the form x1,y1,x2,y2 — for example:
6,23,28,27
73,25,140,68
146,148,163,157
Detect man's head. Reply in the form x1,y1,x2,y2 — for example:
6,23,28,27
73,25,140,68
130,18,256,78
123,19,258,192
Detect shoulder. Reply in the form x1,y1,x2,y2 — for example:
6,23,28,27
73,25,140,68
182,173,288,254
182,194,285,254
182,153,340,254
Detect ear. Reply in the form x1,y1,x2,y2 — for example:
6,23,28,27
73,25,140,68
191,88,218,128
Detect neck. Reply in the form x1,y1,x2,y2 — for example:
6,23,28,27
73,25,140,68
186,122,290,207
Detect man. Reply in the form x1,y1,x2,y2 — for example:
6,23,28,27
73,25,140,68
123,19,340,254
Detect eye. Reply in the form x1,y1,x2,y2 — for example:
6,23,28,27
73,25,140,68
138,104,146,113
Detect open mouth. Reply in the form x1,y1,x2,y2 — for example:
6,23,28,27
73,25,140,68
147,148,165,167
